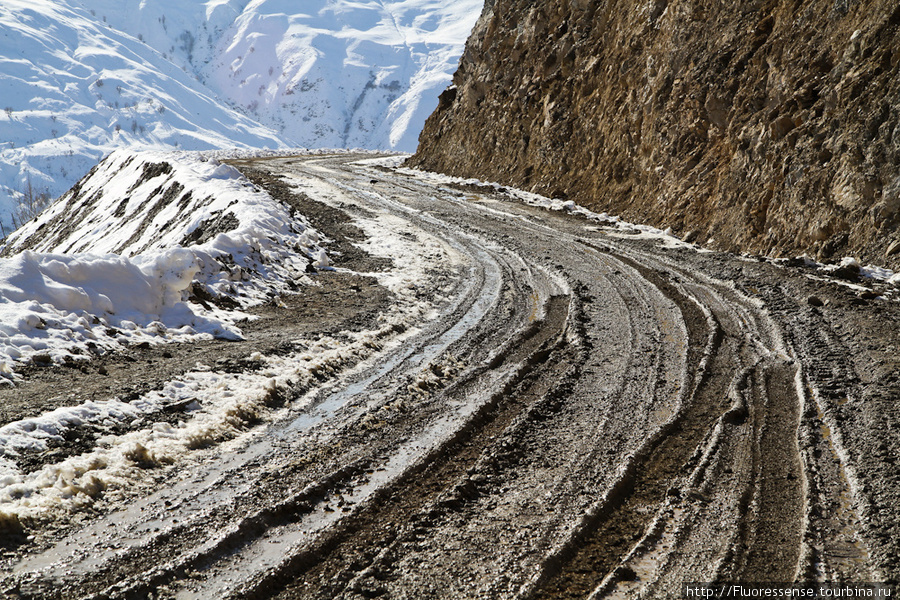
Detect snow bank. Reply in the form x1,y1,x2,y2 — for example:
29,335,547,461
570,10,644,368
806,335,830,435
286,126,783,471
0,250,240,377
0,149,328,381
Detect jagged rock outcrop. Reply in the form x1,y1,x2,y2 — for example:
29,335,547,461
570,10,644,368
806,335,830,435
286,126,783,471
409,0,900,267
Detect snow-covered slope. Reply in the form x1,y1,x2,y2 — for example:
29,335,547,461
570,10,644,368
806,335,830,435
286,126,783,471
0,0,288,228
0,149,329,383
0,0,482,230
94,0,483,150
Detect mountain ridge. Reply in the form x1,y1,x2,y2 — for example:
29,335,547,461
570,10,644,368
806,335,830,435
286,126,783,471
0,0,481,228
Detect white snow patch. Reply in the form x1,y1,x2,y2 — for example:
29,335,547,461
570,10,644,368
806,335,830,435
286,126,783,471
282,168,462,310
770,254,899,297
0,149,329,380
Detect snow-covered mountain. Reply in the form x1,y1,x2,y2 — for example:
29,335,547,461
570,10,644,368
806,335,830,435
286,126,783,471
0,0,482,230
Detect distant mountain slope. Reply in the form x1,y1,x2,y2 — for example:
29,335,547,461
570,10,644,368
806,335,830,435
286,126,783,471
0,0,482,230
0,0,285,229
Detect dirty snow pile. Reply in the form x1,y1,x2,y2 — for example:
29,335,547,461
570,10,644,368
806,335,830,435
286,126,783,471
0,149,329,384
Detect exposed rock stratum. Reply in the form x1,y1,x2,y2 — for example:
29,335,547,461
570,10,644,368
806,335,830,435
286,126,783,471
409,0,900,268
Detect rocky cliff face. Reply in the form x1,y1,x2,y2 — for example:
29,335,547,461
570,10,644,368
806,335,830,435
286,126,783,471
409,0,900,267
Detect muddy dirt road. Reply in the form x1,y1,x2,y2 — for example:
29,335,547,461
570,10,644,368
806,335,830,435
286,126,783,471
2,154,898,598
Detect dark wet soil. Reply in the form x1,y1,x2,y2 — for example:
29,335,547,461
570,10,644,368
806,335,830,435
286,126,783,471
3,155,899,598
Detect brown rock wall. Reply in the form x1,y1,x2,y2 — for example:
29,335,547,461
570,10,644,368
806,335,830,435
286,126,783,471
409,0,900,267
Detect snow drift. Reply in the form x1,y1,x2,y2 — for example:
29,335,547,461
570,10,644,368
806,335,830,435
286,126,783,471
0,149,328,383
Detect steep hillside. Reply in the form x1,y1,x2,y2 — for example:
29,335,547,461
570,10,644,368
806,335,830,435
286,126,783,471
409,0,900,268
0,0,481,229
0,149,329,377
89,0,483,150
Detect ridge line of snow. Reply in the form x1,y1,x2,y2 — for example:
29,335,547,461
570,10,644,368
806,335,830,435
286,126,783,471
0,149,332,383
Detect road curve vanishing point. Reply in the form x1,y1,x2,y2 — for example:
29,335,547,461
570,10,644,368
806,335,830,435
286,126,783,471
2,154,894,599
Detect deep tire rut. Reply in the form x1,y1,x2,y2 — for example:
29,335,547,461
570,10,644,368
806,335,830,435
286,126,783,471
3,153,896,599
241,296,573,600
527,251,736,599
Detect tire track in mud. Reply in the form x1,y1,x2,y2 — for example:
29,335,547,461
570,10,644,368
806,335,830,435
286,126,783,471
764,288,876,583
524,249,736,599
38,297,571,600
725,359,804,583
235,296,573,600
526,245,807,598
246,163,696,592
3,154,893,599
268,159,806,598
